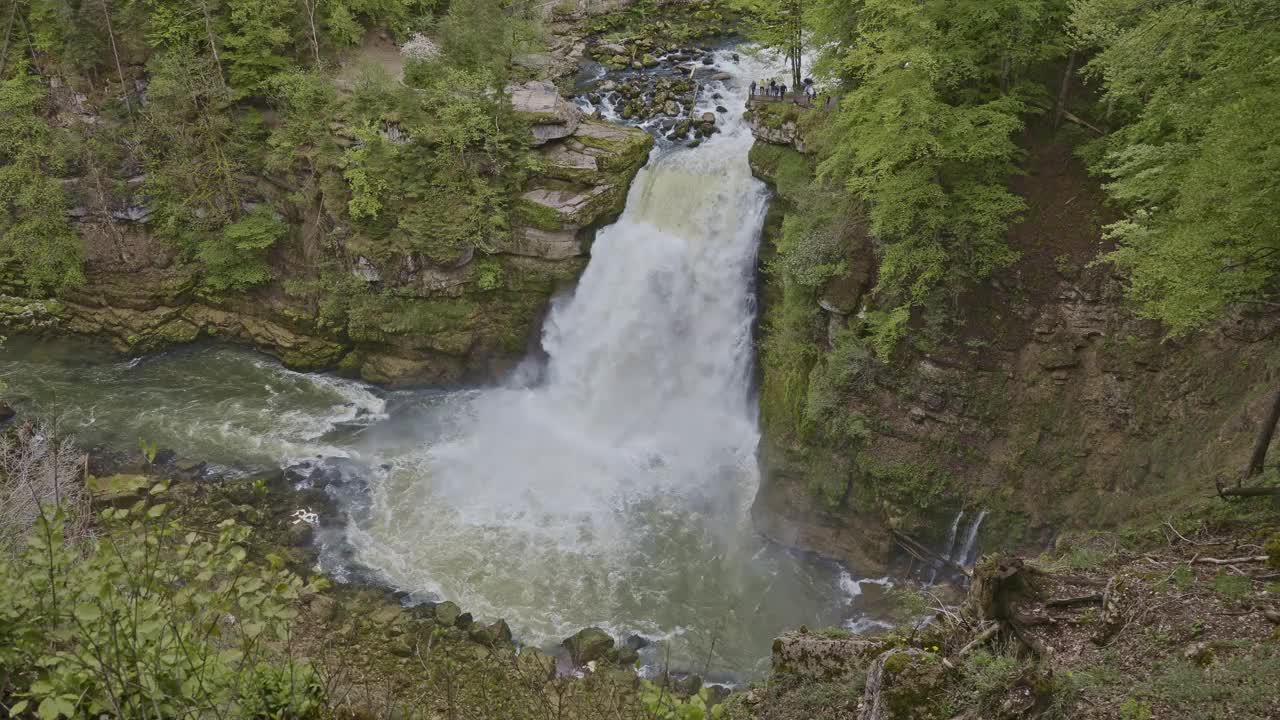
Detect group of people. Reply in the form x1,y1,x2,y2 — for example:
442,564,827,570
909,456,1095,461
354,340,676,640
748,78,820,103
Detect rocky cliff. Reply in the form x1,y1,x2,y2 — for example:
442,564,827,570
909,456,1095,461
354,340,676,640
747,107,1280,574
1,79,651,386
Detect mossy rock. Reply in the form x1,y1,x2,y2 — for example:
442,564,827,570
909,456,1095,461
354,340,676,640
88,473,151,501
563,627,615,665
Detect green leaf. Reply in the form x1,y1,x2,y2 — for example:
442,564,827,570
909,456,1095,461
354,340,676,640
73,603,102,623
10,700,29,715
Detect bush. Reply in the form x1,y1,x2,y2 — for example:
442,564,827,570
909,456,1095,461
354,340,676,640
199,205,287,292
0,487,325,717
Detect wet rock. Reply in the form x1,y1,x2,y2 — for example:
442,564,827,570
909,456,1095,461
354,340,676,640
468,620,496,646
0,400,14,425
716,105,728,113
709,72,731,81
641,54,659,68
488,619,513,644
675,673,702,697
563,627,615,665
284,520,315,547
599,79,617,92
701,56,714,65
700,112,716,124
625,634,651,651
433,600,461,626
455,611,474,629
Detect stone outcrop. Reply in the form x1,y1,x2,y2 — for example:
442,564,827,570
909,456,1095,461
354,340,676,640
745,103,809,154
749,119,1280,573
10,93,651,386
508,80,581,145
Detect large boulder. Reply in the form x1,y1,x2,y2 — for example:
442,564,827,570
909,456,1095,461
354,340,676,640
770,631,878,682
508,80,581,146
562,627,615,665
433,600,462,626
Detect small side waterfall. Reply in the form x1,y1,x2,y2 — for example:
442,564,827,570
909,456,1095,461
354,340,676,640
928,510,965,584
956,509,989,567
925,508,988,584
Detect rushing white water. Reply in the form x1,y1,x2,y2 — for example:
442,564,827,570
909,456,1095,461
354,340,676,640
0,49,876,675
957,509,988,567
345,49,850,672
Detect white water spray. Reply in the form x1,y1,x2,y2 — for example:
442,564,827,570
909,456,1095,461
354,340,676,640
341,49,854,673
957,509,989,567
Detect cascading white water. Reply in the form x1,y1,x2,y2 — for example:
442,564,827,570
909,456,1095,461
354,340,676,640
929,509,965,583
343,49,854,673
957,509,988,567
0,50,872,676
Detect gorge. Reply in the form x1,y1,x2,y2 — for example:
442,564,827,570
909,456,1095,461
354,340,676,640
1,0,1278,718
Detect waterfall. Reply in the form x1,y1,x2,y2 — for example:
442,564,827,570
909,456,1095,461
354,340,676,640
957,509,989,567
0,48,872,674
341,49,852,673
928,509,965,584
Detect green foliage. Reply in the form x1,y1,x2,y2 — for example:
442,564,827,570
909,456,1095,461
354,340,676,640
339,66,534,265
0,65,84,295
138,46,242,248
433,0,546,81
1209,570,1250,601
1076,1,1280,334
200,205,287,291
1137,645,1280,719
475,257,505,290
731,0,807,87
814,0,1066,355
640,681,725,720
0,500,325,718
221,0,295,95
962,650,1032,712
266,70,339,174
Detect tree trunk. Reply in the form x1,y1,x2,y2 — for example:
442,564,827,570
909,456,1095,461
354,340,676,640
304,0,321,65
198,0,227,87
98,0,132,115
1054,50,1076,130
0,0,18,77
1245,387,1280,478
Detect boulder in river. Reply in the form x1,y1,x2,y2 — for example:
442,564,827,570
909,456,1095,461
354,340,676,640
433,600,461,626
700,112,716,124
562,627,615,665
0,400,14,425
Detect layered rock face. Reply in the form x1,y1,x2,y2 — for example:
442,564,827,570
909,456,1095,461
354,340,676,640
747,112,1280,573
16,87,651,386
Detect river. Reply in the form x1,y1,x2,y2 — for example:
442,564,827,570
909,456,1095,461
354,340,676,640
0,48,887,676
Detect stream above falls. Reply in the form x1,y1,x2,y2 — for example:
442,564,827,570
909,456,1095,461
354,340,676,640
0,48,893,677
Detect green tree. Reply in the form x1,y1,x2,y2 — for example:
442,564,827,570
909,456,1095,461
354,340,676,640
221,0,292,95
1074,0,1280,334
338,66,534,266
733,0,808,89
814,0,1065,355
200,204,286,291
0,64,84,295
